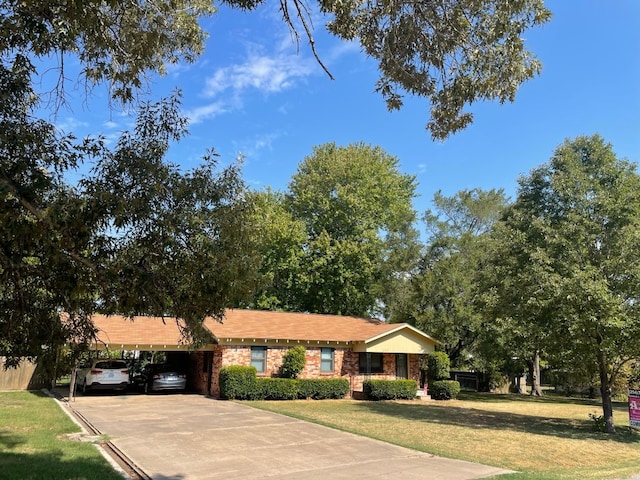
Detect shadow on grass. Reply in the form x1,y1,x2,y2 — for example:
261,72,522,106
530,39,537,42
0,430,25,450
357,397,639,444
458,391,628,408
0,450,186,480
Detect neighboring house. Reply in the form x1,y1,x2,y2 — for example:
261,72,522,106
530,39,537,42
88,309,440,398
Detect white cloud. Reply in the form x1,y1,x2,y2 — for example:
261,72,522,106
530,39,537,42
184,101,228,125
55,117,88,133
326,39,361,63
231,131,282,167
251,132,279,153
203,52,316,99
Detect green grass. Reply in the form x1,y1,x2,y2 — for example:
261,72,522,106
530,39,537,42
246,392,640,480
0,391,123,480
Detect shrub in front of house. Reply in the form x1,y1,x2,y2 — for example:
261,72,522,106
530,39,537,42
220,365,350,401
426,351,460,400
278,346,306,379
255,378,299,400
430,380,461,400
427,351,450,382
298,378,350,399
363,379,418,400
219,365,258,400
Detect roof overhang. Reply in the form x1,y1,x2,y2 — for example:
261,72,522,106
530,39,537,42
216,338,353,347
86,342,216,352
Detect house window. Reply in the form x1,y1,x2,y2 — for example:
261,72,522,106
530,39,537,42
396,353,408,379
320,348,334,373
359,352,383,374
251,346,267,373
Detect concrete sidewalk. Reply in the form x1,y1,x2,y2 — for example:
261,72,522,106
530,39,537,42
60,392,514,480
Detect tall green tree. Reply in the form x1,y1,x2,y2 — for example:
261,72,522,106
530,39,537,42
244,189,307,311
0,76,257,365
406,189,508,367
484,135,640,432
247,142,419,317
478,210,555,396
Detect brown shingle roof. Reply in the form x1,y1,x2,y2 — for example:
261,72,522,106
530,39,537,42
86,309,437,349
206,309,399,342
91,314,189,347
88,310,405,347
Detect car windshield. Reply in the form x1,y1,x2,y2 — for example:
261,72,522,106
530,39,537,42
95,361,127,369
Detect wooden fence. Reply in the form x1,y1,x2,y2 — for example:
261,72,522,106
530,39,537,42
0,357,48,390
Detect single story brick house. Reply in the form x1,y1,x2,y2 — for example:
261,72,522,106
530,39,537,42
88,309,440,397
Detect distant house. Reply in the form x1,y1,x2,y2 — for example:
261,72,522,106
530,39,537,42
88,309,440,398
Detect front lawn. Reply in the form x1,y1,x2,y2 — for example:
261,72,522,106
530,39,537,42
247,392,640,480
0,391,123,480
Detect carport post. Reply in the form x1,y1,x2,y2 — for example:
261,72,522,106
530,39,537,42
206,352,213,396
69,366,77,401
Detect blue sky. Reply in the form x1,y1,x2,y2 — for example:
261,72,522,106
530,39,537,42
50,1,639,222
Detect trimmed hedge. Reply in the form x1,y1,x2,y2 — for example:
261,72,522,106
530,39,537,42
363,379,418,400
298,378,350,399
219,365,257,400
256,378,299,400
430,380,461,400
219,365,350,400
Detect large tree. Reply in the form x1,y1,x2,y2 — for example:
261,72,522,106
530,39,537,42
405,188,508,367
0,72,257,366
478,209,556,396
246,142,420,317
484,135,640,432
244,189,307,311
2,0,550,139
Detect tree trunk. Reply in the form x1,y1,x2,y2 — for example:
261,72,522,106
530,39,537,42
598,350,615,433
528,350,543,397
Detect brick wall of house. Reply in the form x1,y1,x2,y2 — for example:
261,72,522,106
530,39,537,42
409,354,420,385
187,351,207,393
348,351,396,393
190,346,422,398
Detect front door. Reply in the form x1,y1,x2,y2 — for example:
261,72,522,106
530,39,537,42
396,354,408,379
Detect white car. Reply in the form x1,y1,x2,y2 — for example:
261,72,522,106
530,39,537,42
76,359,130,393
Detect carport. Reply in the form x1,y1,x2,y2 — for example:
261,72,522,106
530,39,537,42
70,314,216,398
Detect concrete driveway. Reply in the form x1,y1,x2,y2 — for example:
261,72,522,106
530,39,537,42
61,392,513,480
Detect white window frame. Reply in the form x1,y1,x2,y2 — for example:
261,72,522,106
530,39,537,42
250,346,267,373
320,348,334,373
